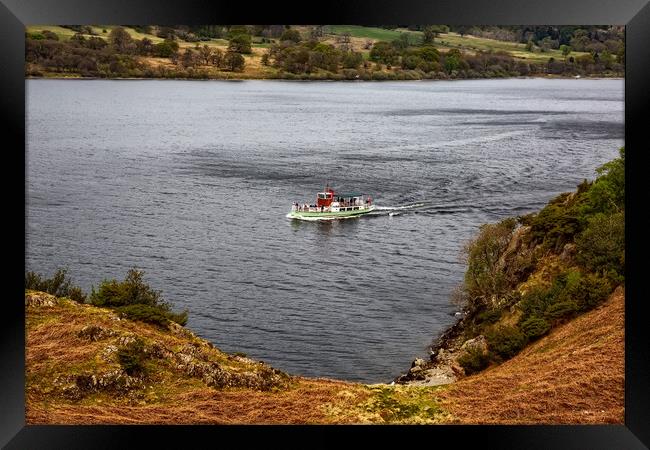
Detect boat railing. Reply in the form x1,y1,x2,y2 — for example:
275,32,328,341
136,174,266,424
291,203,373,212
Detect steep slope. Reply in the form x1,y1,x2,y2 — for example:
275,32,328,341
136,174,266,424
438,286,624,424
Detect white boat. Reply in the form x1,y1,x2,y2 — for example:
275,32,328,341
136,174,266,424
287,186,375,221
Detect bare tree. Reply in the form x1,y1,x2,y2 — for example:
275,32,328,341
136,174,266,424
336,32,352,51
199,45,212,65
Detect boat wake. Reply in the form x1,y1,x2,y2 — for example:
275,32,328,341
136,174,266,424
373,202,426,211
374,203,425,211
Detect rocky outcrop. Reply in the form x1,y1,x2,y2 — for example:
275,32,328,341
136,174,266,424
460,335,487,354
25,291,57,307
28,291,292,404
394,319,471,386
54,370,145,400
166,342,290,391
66,334,290,399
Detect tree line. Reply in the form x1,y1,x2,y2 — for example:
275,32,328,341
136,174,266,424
264,28,622,79
25,25,624,80
26,26,249,78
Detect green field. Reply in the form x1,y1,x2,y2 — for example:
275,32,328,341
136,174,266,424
90,25,165,42
324,25,420,42
26,25,164,42
323,26,589,63
27,25,81,40
434,32,589,62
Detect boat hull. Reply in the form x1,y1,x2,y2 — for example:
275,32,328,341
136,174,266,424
286,205,376,221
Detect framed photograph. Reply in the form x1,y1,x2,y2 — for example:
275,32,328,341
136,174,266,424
5,0,649,447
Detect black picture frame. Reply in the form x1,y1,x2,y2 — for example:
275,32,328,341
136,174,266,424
4,0,649,447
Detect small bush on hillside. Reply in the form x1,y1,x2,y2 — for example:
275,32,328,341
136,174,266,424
117,304,186,328
474,308,502,325
569,273,612,311
25,268,86,303
545,300,580,320
91,268,188,326
519,316,551,340
520,287,553,319
486,326,527,361
576,212,624,282
91,269,163,308
457,346,491,375
117,337,149,377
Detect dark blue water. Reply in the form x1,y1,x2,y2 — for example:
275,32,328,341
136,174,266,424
26,78,624,383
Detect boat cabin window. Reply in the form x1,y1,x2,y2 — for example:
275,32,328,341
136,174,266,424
318,193,332,199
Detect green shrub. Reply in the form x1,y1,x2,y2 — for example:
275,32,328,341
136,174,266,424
582,147,624,216
91,268,188,326
475,308,502,325
545,300,579,320
117,337,149,377
576,212,624,281
42,30,59,41
526,193,586,252
521,269,612,327
457,346,491,375
117,304,171,328
486,326,527,361
91,269,163,308
569,273,612,311
519,286,553,319
25,268,87,303
519,316,550,340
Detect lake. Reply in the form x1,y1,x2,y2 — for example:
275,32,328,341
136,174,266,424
26,78,624,383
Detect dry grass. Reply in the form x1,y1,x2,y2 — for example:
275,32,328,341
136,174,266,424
438,287,625,424
26,287,624,424
27,378,369,424
26,297,371,424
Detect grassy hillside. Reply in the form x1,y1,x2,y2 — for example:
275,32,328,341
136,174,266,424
26,286,623,424
25,291,450,424
439,286,624,424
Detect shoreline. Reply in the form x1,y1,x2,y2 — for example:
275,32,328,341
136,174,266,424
25,74,624,82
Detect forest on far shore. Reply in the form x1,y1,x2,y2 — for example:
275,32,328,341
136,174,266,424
25,25,625,80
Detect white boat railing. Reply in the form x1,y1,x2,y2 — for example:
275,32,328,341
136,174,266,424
291,204,373,213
